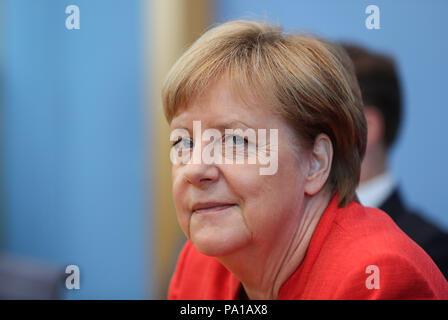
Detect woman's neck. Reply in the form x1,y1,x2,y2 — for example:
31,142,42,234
217,190,332,300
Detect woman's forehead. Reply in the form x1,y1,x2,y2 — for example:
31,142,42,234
170,77,277,126
170,103,278,132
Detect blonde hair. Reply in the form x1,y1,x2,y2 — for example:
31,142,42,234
162,20,366,207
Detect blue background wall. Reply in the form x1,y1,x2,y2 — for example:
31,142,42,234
215,0,448,230
1,0,150,299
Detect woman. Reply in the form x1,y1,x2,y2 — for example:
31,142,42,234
163,20,448,299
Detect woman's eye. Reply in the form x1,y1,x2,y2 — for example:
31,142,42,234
173,137,193,149
225,135,247,146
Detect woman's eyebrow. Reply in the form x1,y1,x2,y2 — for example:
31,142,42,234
170,119,252,133
213,120,251,130
169,125,192,136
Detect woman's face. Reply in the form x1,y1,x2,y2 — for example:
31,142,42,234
170,78,312,257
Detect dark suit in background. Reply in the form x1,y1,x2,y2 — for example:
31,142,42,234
380,188,448,279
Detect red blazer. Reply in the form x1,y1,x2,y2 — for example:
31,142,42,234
168,194,448,299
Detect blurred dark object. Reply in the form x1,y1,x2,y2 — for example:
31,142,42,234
342,43,402,150
0,255,65,299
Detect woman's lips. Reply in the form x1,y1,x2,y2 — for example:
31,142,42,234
192,203,236,214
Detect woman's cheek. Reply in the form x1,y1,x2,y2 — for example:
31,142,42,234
172,172,191,238
174,205,190,239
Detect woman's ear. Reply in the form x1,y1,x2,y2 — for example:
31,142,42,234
304,134,333,196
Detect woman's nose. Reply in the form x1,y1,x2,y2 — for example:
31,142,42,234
183,162,219,188
181,132,221,187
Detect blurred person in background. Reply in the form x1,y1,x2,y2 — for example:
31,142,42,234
342,44,448,280
163,20,448,299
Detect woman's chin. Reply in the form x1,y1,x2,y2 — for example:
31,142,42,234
188,206,251,256
190,229,251,257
